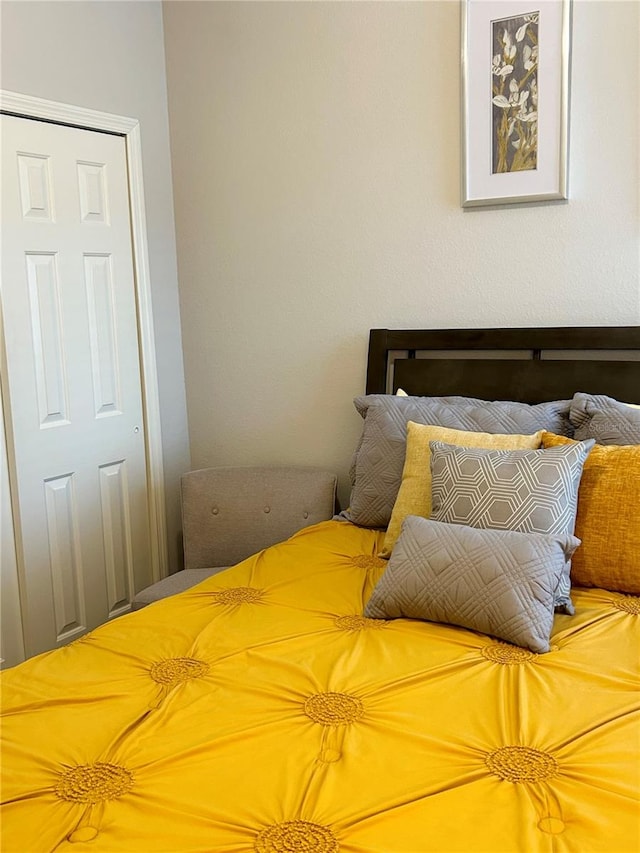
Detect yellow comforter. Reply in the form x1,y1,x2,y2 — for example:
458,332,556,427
1,521,639,852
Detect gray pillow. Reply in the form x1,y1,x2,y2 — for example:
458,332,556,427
364,516,580,653
342,394,573,529
429,439,594,613
570,393,640,445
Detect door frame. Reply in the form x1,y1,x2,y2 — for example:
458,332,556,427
0,89,168,589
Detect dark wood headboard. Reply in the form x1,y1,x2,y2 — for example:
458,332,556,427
366,327,640,404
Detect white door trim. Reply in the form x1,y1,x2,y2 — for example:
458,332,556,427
0,89,168,584
0,334,26,668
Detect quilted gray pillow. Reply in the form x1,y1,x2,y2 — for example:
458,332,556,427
342,394,573,529
364,516,580,653
570,393,640,445
429,439,594,614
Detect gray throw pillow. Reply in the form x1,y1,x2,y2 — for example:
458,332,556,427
429,439,594,614
342,394,573,529
570,393,640,445
364,516,580,653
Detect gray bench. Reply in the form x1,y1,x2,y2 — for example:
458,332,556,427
132,466,338,609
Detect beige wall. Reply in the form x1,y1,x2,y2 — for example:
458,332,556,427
1,1,191,569
166,0,639,507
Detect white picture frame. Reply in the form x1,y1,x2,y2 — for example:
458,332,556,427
461,0,572,207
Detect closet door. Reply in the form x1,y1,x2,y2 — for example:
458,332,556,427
0,381,24,668
1,114,152,657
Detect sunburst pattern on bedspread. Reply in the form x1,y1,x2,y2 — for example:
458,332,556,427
1,521,638,852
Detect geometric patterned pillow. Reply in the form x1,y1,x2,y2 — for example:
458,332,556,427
364,516,580,653
429,439,594,614
341,394,573,529
379,422,543,558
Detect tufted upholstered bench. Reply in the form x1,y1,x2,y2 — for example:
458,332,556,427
131,466,338,610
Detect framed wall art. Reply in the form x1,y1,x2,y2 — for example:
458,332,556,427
461,0,572,207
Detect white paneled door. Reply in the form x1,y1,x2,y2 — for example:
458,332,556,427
1,114,152,657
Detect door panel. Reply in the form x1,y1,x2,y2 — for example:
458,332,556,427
1,114,152,656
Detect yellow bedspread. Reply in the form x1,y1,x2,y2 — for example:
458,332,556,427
2,521,639,853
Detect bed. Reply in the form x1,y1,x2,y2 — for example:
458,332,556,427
2,326,639,853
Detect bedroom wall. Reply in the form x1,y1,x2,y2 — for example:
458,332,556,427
1,1,190,570
164,0,639,508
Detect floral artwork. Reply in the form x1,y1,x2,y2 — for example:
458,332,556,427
491,12,539,174
462,0,569,206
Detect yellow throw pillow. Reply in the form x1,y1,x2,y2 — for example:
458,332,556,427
380,422,543,557
541,432,640,593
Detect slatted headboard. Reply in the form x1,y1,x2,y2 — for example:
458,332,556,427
366,327,640,404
